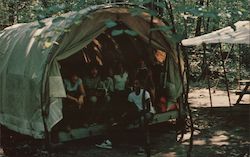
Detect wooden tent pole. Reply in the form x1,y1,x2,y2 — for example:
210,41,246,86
219,44,232,108
181,45,194,157
181,2,194,155
202,44,213,109
176,44,183,120
176,44,184,136
238,45,242,90
41,80,51,153
166,0,186,142
143,1,156,156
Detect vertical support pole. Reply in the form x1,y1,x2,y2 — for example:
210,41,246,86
238,45,242,90
202,44,213,108
144,1,155,156
42,110,51,152
0,125,2,151
41,74,51,155
219,44,232,108
176,45,183,117
176,44,184,143
181,45,194,157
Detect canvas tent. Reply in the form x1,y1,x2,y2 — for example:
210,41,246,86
182,21,250,46
0,4,183,139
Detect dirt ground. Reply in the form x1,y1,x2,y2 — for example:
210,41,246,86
0,88,249,157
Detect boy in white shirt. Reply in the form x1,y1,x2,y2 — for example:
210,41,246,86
128,80,155,115
96,79,154,155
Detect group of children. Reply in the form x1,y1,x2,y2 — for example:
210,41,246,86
61,60,176,155
63,60,159,127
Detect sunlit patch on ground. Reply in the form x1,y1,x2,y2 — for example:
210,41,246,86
210,134,229,146
153,152,177,157
193,139,207,145
189,88,250,107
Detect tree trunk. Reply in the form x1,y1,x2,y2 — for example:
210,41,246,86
165,0,176,33
195,0,204,36
204,0,210,33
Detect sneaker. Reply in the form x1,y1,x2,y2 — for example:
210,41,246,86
111,122,118,126
89,123,97,127
96,140,112,149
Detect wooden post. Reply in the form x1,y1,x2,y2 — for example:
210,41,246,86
176,45,184,142
238,45,242,90
181,45,194,157
202,44,213,109
219,44,232,108
144,1,156,156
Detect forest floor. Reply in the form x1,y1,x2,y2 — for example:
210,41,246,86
0,88,249,157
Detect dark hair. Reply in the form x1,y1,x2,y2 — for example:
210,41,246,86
133,78,141,84
63,67,77,78
89,64,98,70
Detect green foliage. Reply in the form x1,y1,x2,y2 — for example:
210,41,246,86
154,2,165,9
105,19,117,28
111,29,138,36
124,29,138,36
111,29,123,36
188,43,250,87
150,25,173,32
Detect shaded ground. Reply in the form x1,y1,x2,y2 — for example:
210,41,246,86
0,88,249,157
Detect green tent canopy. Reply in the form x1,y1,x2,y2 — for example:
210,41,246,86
0,4,184,139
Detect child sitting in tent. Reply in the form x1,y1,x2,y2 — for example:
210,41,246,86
99,66,114,103
83,65,106,123
97,66,115,122
135,59,155,106
112,62,130,119
63,71,86,131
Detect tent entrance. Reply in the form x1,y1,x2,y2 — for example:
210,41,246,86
55,23,179,131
